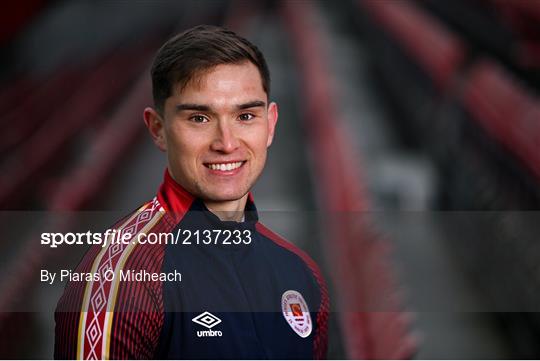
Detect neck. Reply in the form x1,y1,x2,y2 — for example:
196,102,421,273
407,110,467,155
204,194,248,222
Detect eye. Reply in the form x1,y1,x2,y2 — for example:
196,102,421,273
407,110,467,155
189,114,208,123
239,113,254,121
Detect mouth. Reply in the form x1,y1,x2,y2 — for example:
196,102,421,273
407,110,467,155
204,161,246,172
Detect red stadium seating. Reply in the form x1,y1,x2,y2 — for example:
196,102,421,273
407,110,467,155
360,0,466,91
463,59,540,180
283,2,417,359
0,40,157,208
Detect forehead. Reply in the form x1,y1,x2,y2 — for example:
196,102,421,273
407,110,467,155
171,62,266,103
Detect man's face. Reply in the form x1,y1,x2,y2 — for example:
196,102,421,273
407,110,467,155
150,62,278,203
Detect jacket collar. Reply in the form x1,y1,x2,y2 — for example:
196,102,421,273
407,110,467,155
156,168,258,222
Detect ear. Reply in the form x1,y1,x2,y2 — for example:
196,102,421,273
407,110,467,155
143,107,167,152
266,102,278,147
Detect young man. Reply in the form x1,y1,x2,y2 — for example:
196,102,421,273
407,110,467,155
55,25,329,359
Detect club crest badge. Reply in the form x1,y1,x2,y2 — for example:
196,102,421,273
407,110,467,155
281,290,312,338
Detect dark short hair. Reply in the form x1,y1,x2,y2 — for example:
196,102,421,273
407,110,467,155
151,24,270,113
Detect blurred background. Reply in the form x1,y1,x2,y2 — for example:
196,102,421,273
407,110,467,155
0,0,539,359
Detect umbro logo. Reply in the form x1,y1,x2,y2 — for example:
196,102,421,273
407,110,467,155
192,311,223,337
192,311,221,328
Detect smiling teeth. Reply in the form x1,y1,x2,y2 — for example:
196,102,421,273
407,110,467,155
208,162,243,171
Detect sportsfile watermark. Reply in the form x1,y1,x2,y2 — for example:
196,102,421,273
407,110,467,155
40,228,253,248
2,210,540,313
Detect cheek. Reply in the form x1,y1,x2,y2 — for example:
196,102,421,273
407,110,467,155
166,128,201,163
247,131,270,162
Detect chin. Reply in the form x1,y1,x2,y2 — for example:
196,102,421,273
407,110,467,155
203,188,248,202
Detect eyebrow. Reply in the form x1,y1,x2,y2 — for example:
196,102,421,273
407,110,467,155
237,100,266,109
175,103,211,112
175,100,267,113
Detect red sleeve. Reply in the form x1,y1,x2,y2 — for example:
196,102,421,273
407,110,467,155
54,200,172,359
107,242,166,359
54,244,101,359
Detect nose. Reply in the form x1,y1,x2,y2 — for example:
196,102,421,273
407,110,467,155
210,119,240,153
